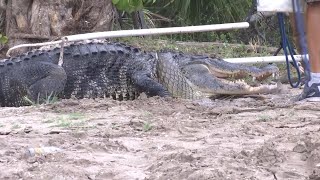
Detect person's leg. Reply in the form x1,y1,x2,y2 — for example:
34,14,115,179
289,12,307,74
299,1,320,100
307,2,320,73
290,13,303,53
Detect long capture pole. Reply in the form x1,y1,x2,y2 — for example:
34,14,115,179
224,54,306,64
6,22,249,57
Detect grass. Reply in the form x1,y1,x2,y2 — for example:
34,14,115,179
23,92,60,106
143,121,153,132
45,113,87,128
117,36,277,58
258,115,272,122
11,124,21,129
54,118,72,128
42,119,55,124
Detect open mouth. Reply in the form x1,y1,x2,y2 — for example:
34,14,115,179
207,63,279,82
185,61,281,96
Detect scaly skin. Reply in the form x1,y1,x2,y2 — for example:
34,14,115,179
0,41,280,107
158,51,280,97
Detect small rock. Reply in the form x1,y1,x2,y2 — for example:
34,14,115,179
24,126,33,133
293,144,307,153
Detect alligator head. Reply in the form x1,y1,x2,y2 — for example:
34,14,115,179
156,51,280,99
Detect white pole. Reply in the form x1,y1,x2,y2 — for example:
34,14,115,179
224,54,307,64
66,22,250,41
6,22,249,57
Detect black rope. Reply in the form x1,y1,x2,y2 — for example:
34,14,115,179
277,13,301,88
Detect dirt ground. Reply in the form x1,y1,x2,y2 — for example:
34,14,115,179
0,85,320,180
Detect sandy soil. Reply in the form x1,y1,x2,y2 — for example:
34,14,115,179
0,85,320,180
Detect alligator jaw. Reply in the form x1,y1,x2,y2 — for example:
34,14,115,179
188,58,279,81
193,78,281,97
199,60,281,96
211,79,281,95
182,62,281,98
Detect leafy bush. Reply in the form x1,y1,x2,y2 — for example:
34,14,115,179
0,33,7,44
112,0,156,13
113,0,283,46
149,1,256,43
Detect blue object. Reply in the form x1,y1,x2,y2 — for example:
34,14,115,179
292,0,311,80
277,13,301,88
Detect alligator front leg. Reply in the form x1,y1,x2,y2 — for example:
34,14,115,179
131,71,170,97
184,64,280,96
156,53,200,99
27,64,67,104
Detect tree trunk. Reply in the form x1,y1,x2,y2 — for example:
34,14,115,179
3,0,115,55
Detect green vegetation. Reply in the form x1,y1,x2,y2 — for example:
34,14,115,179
117,37,275,58
257,114,274,122
143,121,153,132
112,0,156,13
23,92,59,106
46,113,87,128
0,33,7,44
112,0,283,46
11,124,21,129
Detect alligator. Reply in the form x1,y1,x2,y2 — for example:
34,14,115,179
0,40,280,107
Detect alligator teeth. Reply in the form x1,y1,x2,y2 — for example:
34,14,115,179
235,79,246,84
272,73,280,79
252,77,256,82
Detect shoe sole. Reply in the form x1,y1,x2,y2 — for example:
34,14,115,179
305,97,320,102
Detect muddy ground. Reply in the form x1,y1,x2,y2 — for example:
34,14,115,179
0,85,320,180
